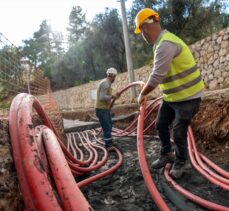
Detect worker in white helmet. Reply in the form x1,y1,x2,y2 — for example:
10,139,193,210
95,67,120,150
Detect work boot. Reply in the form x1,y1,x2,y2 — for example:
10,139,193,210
151,152,175,169
169,161,186,179
106,145,115,151
105,140,113,149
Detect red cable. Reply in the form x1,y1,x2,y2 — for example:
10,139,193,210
78,147,123,188
164,164,229,211
137,98,170,211
9,93,92,211
42,127,92,211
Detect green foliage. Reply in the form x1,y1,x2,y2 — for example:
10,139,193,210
21,20,65,82
220,12,229,28
0,45,26,108
67,6,88,46
90,9,126,73
50,8,126,90
19,1,228,90
0,45,23,78
0,98,10,109
158,0,224,43
127,0,229,69
74,81,80,86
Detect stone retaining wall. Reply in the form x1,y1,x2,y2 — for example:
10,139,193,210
53,27,229,110
190,28,229,90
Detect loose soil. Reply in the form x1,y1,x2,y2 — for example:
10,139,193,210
78,89,229,211
0,89,228,210
80,136,229,211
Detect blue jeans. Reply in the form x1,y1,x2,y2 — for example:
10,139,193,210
95,108,113,148
155,98,201,162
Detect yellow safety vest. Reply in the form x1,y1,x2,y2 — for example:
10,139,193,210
95,79,112,109
154,31,204,102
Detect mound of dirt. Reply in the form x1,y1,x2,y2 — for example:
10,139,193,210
0,120,23,211
193,89,229,166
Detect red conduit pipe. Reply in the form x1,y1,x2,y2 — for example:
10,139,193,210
188,128,229,190
56,128,97,167
135,93,229,210
33,95,89,166
188,128,229,185
78,147,123,188
142,100,161,134
69,131,107,171
9,93,92,210
42,127,92,211
35,126,52,175
113,117,137,136
77,132,95,165
67,133,78,159
9,94,39,210
188,127,229,179
32,102,87,166
67,146,108,173
72,133,84,161
110,81,145,109
113,97,161,137
87,130,106,147
65,129,106,171
164,164,229,211
72,133,88,164
57,136,83,163
67,133,71,151
110,81,226,210
66,130,123,185
10,94,63,210
137,97,170,211
79,132,99,167
119,103,156,135
199,153,229,179
110,81,145,136
112,127,136,137
81,131,101,166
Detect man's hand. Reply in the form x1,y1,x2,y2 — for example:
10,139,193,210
137,93,146,105
112,92,121,100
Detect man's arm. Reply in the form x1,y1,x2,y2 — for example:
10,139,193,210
140,41,181,96
99,81,112,101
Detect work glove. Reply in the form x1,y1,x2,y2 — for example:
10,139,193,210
137,93,146,105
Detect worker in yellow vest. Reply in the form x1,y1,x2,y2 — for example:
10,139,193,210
95,67,120,150
135,8,204,179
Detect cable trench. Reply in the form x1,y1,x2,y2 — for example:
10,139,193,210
8,81,229,210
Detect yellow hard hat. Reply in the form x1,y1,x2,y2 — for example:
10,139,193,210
134,8,159,34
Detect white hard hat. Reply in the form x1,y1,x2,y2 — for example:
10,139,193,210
106,67,118,75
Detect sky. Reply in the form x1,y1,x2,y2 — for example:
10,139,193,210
0,0,133,46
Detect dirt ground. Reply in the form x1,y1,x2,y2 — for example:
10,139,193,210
79,89,229,211
193,90,229,167
80,136,229,211
0,89,228,210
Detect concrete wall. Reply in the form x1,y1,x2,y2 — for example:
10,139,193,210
53,27,229,111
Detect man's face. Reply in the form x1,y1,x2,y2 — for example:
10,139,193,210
140,22,157,45
140,24,151,44
108,74,116,83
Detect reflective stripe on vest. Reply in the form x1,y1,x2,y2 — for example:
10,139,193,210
155,31,204,102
